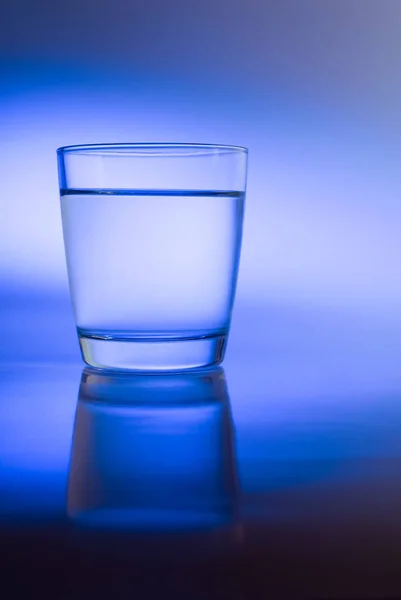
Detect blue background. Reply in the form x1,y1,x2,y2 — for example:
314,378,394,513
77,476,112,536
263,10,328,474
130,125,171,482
3,9,401,585
2,1,401,363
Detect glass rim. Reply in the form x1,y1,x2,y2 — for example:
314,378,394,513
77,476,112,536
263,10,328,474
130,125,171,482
57,142,248,157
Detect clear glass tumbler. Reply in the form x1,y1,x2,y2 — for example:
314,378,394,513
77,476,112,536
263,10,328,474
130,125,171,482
57,143,248,371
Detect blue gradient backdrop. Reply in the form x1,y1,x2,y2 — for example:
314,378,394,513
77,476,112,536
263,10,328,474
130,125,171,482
3,1,401,526
2,0,401,362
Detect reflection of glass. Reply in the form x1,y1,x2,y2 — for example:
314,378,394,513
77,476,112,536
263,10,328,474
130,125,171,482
57,143,248,371
67,367,238,531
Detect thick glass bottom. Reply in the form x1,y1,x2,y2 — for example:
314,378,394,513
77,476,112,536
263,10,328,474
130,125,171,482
78,333,227,372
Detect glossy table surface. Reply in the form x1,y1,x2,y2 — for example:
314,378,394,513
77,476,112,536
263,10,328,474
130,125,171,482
2,304,401,598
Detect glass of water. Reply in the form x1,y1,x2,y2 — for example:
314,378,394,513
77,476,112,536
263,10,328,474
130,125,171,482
57,143,248,371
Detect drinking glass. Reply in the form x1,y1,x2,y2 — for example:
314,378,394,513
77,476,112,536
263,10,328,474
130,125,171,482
57,143,248,370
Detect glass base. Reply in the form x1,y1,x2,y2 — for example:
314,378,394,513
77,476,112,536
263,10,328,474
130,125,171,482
78,334,227,372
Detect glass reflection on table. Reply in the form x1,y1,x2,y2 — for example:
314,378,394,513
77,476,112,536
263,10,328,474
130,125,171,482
67,367,238,531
